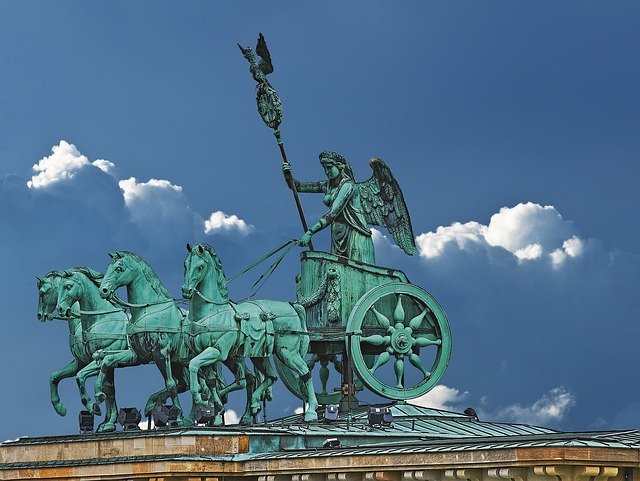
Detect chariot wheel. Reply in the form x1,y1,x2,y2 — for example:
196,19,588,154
346,282,451,400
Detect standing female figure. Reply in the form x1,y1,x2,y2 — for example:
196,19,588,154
283,151,375,264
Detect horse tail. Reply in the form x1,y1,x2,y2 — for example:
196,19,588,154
292,303,310,358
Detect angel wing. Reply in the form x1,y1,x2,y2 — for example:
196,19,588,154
255,33,274,75
358,157,417,255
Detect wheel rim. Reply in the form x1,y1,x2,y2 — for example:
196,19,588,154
346,282,451,400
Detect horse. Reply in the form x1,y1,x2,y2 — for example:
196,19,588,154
37,269,121,432
55,267,130,432
181,243,318,424
96,251,191,422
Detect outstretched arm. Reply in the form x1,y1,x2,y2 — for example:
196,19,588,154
282,162,324,193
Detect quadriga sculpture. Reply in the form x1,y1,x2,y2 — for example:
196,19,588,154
182,243,319,424
37,268,126,432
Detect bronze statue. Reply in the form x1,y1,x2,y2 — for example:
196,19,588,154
283,153,417,263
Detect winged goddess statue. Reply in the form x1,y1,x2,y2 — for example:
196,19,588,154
283,152,416,264
238,33,282,130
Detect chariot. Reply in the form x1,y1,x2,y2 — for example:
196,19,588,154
275,250,452,405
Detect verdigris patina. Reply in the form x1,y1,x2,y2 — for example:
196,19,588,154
35,33,452,431
283,153,416,263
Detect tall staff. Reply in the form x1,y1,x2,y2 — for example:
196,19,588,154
238,34,314,250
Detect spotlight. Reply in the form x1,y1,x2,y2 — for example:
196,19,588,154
78,410,94,434
464,407,479,421
117,407,141,430
368,407,393,427
322,437,341,448
152,404,180,428
324,404,339,423
194,404,216,426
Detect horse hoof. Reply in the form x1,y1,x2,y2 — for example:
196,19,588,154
240,415,253,426
95,392,106,403
304,411,318,422
92,403,102,416
213,415,224,427
54,404,67,417
97,423,116,433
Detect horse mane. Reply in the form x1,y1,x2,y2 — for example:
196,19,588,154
196,244,228,299
70,266,104,288
119,251,172,299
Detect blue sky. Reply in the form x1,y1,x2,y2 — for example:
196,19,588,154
1,2,639,439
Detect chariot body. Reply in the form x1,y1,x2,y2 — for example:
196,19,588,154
275,249,452,406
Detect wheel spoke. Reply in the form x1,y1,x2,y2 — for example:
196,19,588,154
409,353,431,379
370,351,391,373
415,334,442,347
393,295,405,323
361,334,390,346
394,357,405,388
371,307,390,329
408,309,428,331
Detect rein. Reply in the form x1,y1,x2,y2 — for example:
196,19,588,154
70,306,126,316
227,238,298,283
111,295,175,309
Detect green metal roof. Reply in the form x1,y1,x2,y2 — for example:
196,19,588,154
3,403,640,471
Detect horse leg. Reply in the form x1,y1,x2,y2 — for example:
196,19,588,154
220,358,255,425
278,347,319,421
220,358,246,401
50,359,80,417
95,349,137,407
249,357,277,417
76,361,101,414
97,368,118,433
189,348,225,426
152,345,183,421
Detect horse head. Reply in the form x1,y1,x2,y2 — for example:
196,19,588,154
56,270,85,318
182,243,228,300
37,272,62,322
99,251,135,299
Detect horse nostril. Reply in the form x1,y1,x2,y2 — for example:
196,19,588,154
36,313,42,321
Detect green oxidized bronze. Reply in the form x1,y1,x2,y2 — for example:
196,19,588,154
36,33,452,431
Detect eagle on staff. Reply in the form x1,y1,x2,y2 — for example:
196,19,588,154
238,33,282,130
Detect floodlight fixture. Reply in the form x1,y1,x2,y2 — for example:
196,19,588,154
117,407,142,430
194,404,216,426
152,403,180,428
464,407,479,421
323,404,339,423
78,410,94,434
322,437,341,448
368,406,393,427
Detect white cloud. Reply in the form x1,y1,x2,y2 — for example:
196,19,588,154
415,222,486,258
27,140,118,189
28,140,90,188
415,202,585,267
494,387,576,426
92,159,118,176
294,406,304,415
204,210,253,236
408,385,469,411
224,409,240,425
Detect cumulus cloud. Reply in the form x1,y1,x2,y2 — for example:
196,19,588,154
294,406,304,415
27,140,119,189
204,211,253,236
408,385,469,411
493,387,576,426
415,202,585,267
